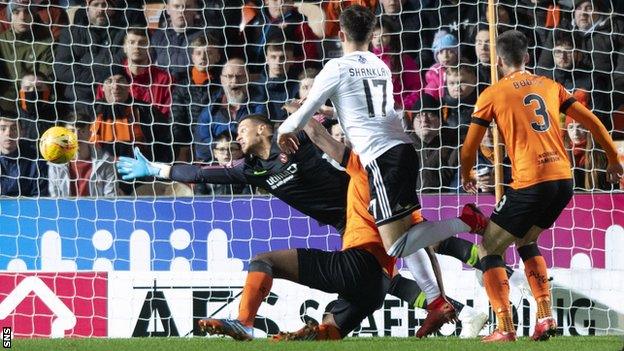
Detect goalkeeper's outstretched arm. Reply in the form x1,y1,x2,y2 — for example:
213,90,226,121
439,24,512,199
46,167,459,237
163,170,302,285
116,147,247,184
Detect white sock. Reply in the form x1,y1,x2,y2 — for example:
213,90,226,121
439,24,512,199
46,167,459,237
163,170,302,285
403,249,441,304
388,219,470,258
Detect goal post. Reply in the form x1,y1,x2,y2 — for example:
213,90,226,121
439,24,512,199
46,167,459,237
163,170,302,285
487,0,505,202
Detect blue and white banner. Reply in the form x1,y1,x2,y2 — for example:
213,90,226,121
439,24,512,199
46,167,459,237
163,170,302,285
0,197,338,272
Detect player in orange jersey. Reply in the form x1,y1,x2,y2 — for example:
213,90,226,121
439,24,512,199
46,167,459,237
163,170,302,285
460,30,623,343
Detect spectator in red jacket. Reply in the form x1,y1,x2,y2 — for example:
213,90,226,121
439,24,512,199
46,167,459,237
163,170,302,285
121,27,174,116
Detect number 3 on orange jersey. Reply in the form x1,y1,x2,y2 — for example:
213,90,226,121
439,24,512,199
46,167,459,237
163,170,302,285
524,94,550,132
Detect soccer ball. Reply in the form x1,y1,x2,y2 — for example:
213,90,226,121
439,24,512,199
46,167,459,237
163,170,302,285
39,126,78,164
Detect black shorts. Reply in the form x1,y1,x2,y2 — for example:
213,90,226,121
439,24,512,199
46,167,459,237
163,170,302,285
297,248,389,336
491,179,573,238
365,143,421,226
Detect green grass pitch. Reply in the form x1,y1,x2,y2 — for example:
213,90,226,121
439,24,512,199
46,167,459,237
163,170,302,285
11,336,624,351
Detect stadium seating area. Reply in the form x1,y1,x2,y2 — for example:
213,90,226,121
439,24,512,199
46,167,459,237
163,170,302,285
0,0,622,197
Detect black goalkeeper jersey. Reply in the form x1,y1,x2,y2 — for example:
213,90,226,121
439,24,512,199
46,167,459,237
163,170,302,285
170,132,349,232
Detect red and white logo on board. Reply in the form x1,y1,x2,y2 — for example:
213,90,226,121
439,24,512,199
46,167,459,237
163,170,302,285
0,272,108,338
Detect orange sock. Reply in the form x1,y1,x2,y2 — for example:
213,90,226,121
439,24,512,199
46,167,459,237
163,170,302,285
238,270,273,327
518,244,552,320
481,255,514,333
524,256,552,319
316,324,342,340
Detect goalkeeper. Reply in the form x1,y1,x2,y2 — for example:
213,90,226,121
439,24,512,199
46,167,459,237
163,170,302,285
116,114,489,338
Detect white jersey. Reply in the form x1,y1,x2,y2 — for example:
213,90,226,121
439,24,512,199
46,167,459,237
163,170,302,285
278,51,412,166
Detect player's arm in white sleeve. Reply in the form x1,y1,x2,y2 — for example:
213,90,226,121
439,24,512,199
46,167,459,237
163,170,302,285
277,61,341,152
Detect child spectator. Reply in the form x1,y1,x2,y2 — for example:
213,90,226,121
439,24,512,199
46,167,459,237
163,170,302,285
424,31,459,100
261,38,299,121
0,110,48,196
420,0,478,65
442,64,478,141
48,114,118,197
171,33,223,162
371,16,421,110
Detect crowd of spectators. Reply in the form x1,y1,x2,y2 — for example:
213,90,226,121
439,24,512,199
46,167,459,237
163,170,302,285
0,0,622,197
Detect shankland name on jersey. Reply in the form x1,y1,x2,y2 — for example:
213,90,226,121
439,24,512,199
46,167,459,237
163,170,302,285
279,51,412,167
348,67,390,77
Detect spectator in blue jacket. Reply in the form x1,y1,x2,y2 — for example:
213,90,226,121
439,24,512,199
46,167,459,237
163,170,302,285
195,58,266,161
0,111,48,196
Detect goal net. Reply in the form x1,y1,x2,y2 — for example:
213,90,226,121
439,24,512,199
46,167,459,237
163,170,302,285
0,0,622,339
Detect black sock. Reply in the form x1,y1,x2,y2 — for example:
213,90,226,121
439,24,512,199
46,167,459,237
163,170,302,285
437,237,481,269
388,274,422,306
437,237,516,278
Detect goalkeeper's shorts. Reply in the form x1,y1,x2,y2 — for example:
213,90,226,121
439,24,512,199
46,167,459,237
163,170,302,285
297,248,390,337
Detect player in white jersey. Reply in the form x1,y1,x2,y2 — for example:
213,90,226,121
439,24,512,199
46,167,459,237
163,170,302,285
278,5,486,264
280,50,411,166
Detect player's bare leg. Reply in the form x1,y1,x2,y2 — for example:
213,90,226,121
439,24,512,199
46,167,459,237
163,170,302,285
515,226,557,341
477,221,518,343
198,249,300,340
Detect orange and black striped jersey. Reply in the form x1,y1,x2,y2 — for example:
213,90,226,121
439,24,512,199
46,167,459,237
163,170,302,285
341,150,423,275
471,71,573,189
